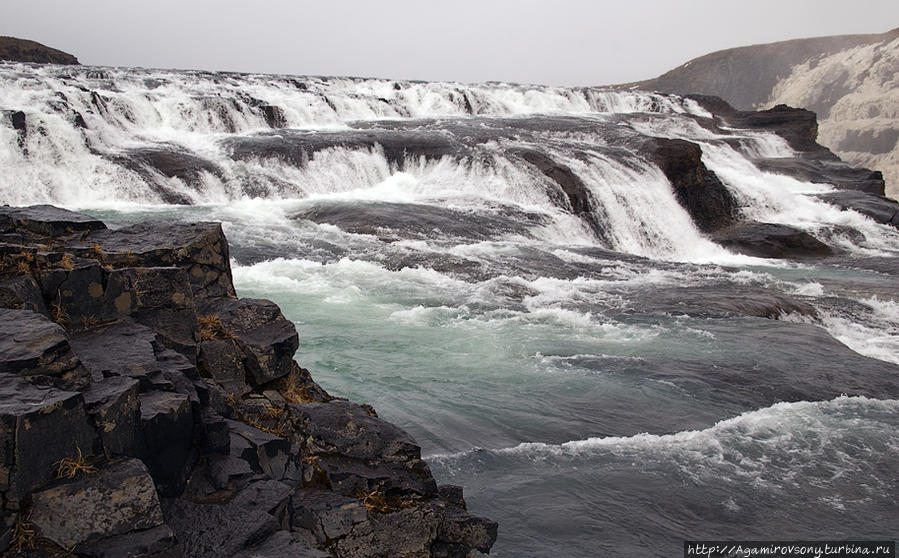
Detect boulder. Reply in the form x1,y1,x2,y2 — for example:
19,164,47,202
648,138,738,232
198,298,298,386
712,222,834,258
30,458,164,549
82,376,143,458
0,376,97,500
294,401,438,498
0,308,88,389
165,480,292,558
78,221,235,299
232,530,330,558
140,391,195,496
817,190,899,228
227,419,297,483
333,500,444,558
75,524,182,558
0,204,104,237
0,275,48,315
291,488,371,543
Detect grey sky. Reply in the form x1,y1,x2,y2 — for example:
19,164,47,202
4,0,897,86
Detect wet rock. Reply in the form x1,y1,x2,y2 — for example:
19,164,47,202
232,529,330,558
9,110,27,135
112,147,223,204
30,458,164,549
0,376,97,500
140,391,194,496
712,222,834,258
108,266,199,358
817,190,899,228
756,158,886,194
75,524,182,558
227,419,297,482
648,138,738,233
165,480,292,558
294,401,438,498
225,129,462,170
198,298,298,387
334,500,443,558
650,285,818,319
291,488,371,543
727,104,824,155
260,105,288,129
0,204,105,237
437,508,498,555
0,275,48,315
83,376,143,457
514,148,607,240
0,308,89,389
80,221,235,299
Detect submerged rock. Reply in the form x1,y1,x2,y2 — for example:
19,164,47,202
712,222,834,259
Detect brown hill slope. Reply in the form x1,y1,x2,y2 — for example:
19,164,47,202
617,28,899,198
0,36,79,65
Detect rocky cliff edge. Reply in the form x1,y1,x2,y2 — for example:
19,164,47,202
0,206,496,558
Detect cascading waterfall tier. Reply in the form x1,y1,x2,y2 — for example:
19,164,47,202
5,62,896,262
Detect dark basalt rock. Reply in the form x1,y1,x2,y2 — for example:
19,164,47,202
140,391,195,497
514,148,608,241
647,137,739,233
232,530,330,558
0,376,97,500
0,204,105,237
75,524,182,558
755,159,886,194
83,376,143,458
0,275,48,315
113,147,224,205
0,206,495,557
79,220,236,299
164,480,292,558
0,36,79,65
30,458,165,549
817,190,899,228
712,222,833,259
199,298,298,386
0,308,90,390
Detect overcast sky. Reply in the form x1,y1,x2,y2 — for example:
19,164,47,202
4,0,897,86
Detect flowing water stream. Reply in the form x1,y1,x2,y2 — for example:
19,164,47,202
2,62,898,557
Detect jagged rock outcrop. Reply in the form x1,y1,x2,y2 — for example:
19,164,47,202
0,205,496,557
0,37,79,65
616,27,899,198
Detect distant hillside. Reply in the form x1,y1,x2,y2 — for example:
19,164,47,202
0,36,79,65
618,28,899,199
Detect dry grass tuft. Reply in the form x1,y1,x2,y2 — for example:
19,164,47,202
11,513,36,552
274,372,317,404
50,300,70,327
91,243,103,256
244,415,289,437
197,314,234,341
56,446,97,479
258,403,285,420
355,489,391,513
354,489,421,514
58,253,75,270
